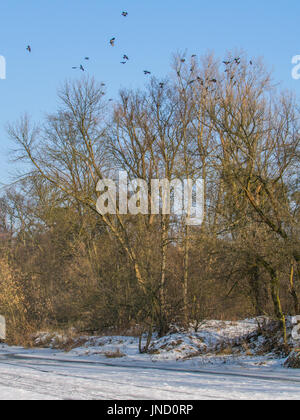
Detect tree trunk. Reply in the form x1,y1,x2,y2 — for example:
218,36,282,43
289,262,299,315
159,215,169,336
183,224,190,325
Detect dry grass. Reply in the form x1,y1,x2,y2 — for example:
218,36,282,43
216,346,234,356
104,349,126,358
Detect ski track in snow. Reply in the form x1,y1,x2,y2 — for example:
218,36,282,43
0,351,300,400
1,319,300,400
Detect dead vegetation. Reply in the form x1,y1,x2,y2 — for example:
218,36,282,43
0,51,299,349
104,349,126,359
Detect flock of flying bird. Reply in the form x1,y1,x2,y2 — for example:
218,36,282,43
26,10,152,78
25,10,253,97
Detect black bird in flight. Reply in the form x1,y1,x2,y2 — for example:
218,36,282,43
85,57,90,60
120,61,127,64
159,82,164,89
26,45,31,53
110,37,116,47
191,54,197,58
144,70,151,75
123,55,129,61
250,60,253,65
223,60,231,65
72,67,77,69
234,57,241,65
80,65,85,72
122,11,128,17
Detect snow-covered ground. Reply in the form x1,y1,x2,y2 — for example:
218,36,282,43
0,345,300,400
0,318,300,400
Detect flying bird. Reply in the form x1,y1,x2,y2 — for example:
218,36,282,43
120,61,127,64
223,60,231,65
180,58,186,63
84,57,90,60
159,82,164,89
144,70,151,75
123,55,129,61
72,67,77,69
26,45,31,53
122,11,128,17
80,65,85,71
110,37,116,47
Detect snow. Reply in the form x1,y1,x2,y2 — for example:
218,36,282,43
0,318,300,400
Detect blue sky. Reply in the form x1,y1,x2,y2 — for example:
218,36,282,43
0,0,299,185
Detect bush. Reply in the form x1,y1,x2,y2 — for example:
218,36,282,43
284,351,300,369
0,257,32,344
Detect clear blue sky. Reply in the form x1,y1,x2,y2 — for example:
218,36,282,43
0,0,299,185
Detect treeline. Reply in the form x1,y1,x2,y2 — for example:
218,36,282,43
0,52,299,343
